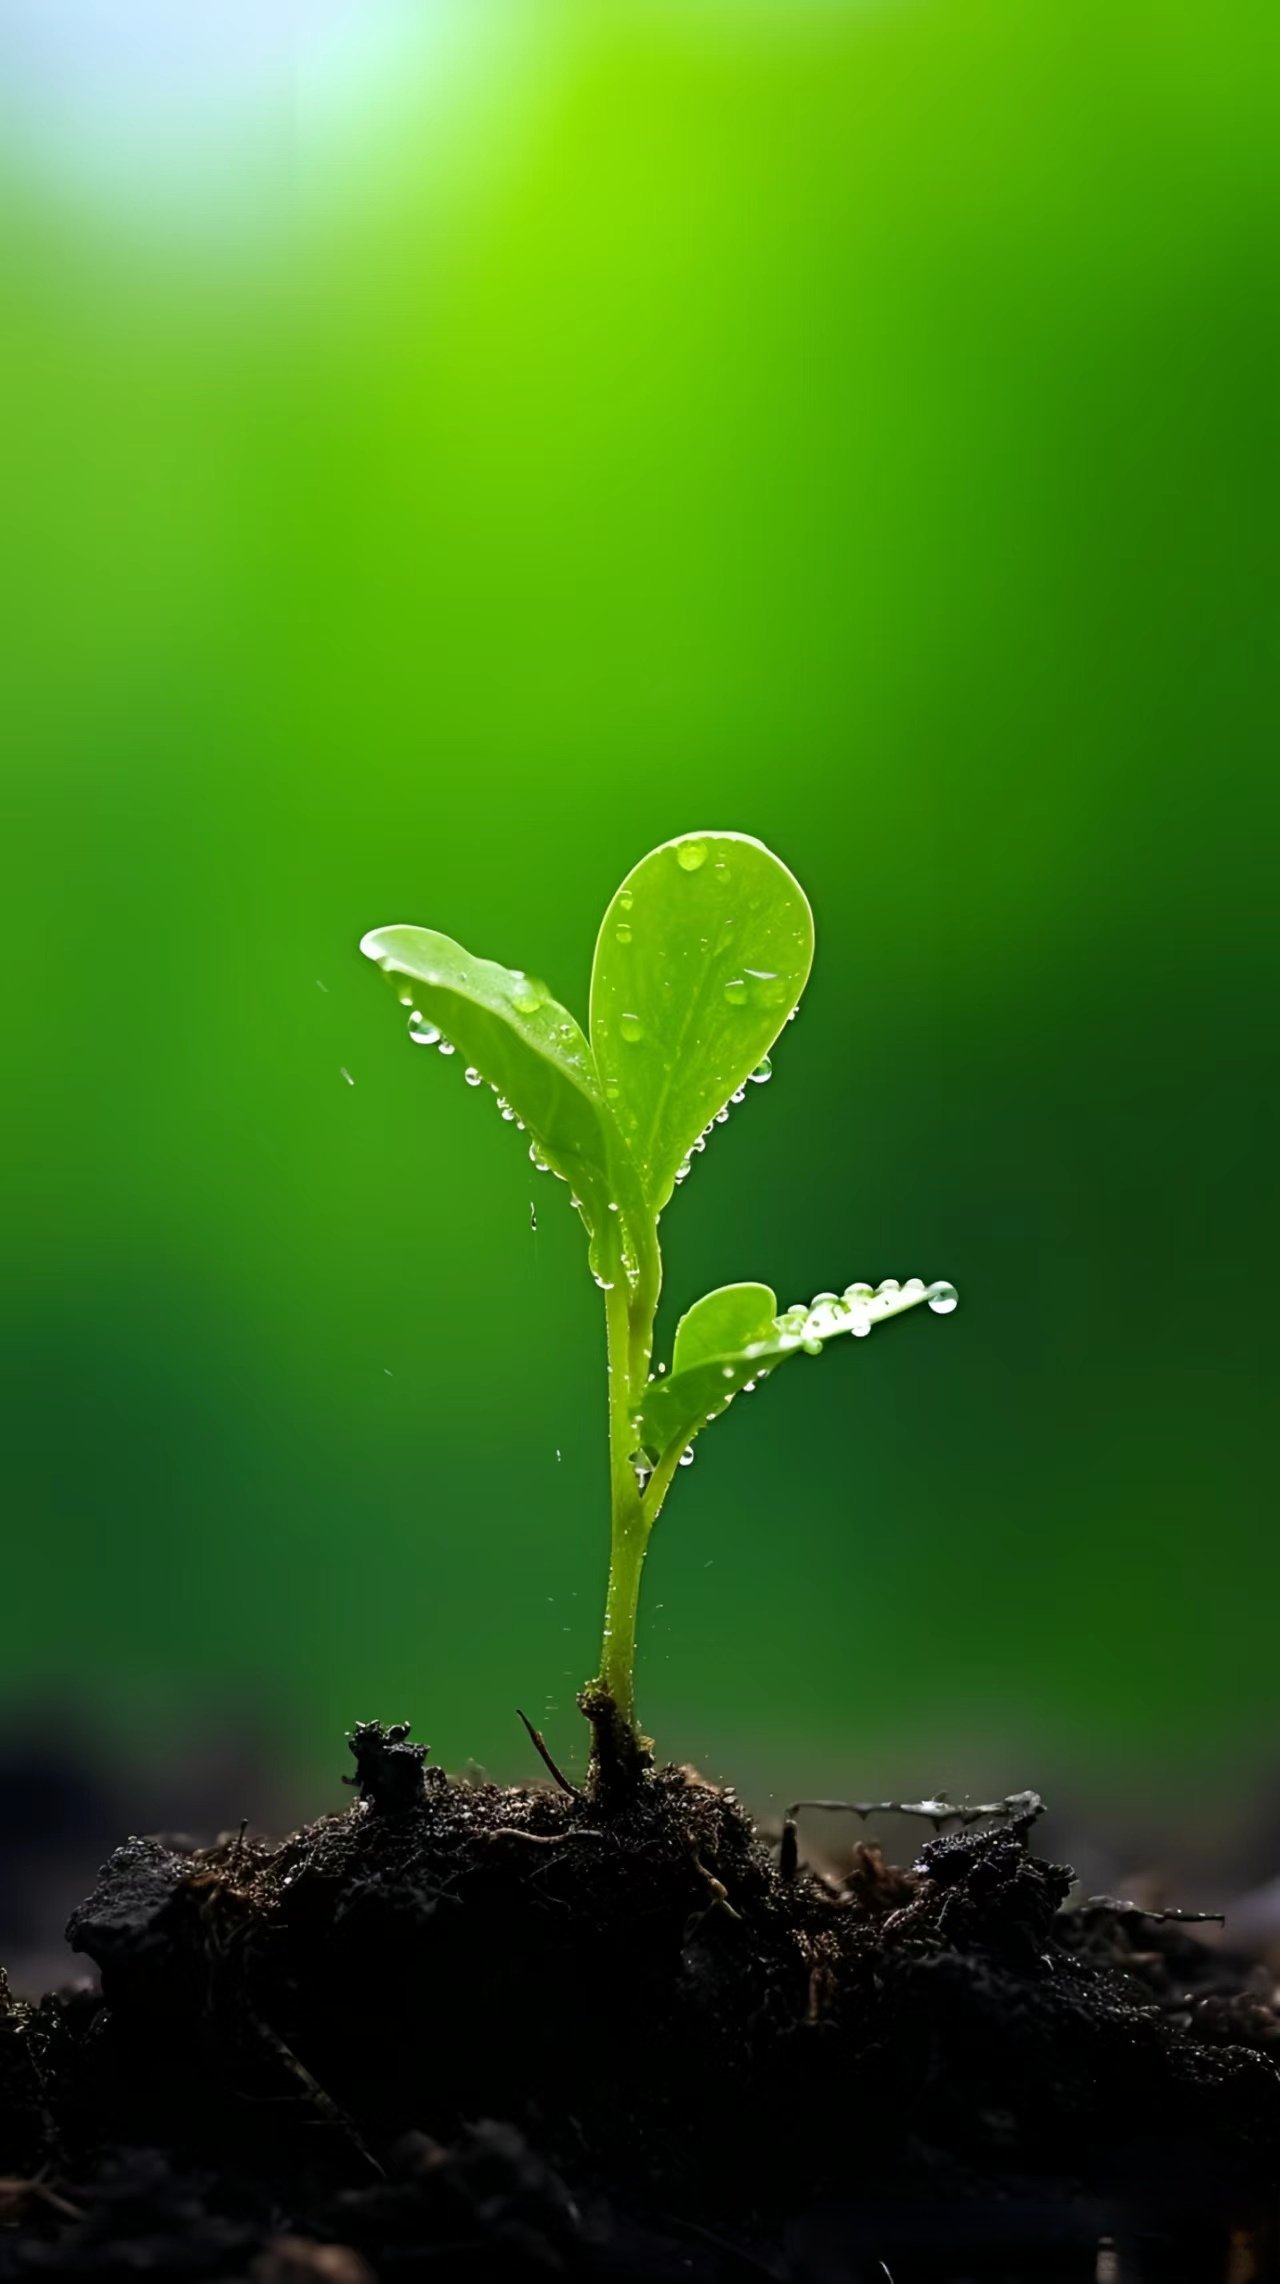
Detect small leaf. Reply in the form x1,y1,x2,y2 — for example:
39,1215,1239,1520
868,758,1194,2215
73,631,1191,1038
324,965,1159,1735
639,1279,958,1468
672,1283,779,1377
590,831,814,1212
360,925,615,1233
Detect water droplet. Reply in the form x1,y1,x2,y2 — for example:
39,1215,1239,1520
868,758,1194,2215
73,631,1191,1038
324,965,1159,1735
744,967,787,1008
340,1066,355,1085
928,1281,959,1314
851,1317,872,1339
730,1087,746,1105
748,1054,773,1084
463,1066,483,1087
714,1107,730,1124
437,1039,456,1057
605,1080,620,1102
802,1337,823,1356
408,1011,441,1047
724,978,748,1007
713,858,730,879
510,974,545,1016
811,1291,839,1307
721,1365,736,1380
592,1271,615,1291
657,1361,667,1376
901,1277,927,1298
843,1282,874,1304
619,1012,645,1043
396,984,414,1006
615,923,633,944
676,841,708,873
678,1446,696,1467
618,888,634,911
876,1278,900,1296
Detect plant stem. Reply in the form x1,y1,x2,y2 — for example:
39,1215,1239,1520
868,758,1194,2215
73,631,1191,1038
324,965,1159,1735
596,1271,648,1726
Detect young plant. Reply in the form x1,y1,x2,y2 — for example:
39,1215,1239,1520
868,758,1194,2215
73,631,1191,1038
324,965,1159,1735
361,832,957,1777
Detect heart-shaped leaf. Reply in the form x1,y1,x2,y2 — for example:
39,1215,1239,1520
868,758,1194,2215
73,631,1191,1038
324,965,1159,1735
590,832,814,1213
638,1278,959,1469
360,925,617,1237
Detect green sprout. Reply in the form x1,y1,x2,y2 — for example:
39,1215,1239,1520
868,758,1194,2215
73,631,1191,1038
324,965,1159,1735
361,831,957,1779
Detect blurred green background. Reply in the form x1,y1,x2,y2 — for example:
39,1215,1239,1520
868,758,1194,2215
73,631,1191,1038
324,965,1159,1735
3,0,1275,1825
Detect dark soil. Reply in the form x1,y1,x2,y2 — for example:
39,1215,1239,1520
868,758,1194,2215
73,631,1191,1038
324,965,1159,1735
2,1720,1278,2281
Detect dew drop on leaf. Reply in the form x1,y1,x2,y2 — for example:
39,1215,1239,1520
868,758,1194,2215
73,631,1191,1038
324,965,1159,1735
748,1054,773,1084
723,978,748,1006
745,967,787,1008
615,924,633,944
678,1446,696,1466
437,1039,456,1057
463,1066,483,1087
928,1282,960,1314
619,1012,645,1043
510,973,545,1016
675,841,708,872
618,888,634,911
408,1011,441,1047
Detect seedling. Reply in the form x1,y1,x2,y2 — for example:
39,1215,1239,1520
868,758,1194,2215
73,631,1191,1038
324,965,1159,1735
361,831,957,1777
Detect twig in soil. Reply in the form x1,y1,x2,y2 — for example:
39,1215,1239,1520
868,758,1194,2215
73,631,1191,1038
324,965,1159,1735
251,2018,385,2181
0,2171,86,2225
482,1826,604,1847
687,1848,743,1930
1081,1895,1226,1926
516,1707,583,1800
786,1789,1045,1835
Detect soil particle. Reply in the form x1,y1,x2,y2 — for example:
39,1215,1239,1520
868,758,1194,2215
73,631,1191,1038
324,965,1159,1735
2,1723,1278,2279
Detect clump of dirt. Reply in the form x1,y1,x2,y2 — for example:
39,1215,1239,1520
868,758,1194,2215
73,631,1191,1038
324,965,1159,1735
2,1720,1279,2280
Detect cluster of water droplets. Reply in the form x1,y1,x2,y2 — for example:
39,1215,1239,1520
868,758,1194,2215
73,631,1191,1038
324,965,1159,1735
402,990,576,1191
628,1276,959,1490
669,1038,783,1190
776,1277,959,1355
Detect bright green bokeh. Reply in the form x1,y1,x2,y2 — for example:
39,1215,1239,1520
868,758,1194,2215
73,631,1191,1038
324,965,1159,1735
2,1,1274,1807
